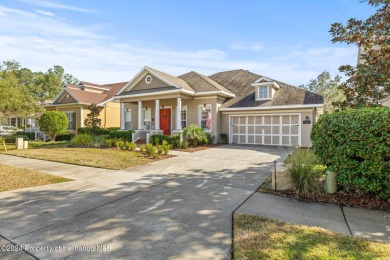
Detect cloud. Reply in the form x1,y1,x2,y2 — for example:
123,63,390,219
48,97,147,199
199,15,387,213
230,43,264,51
34,9,54,16
19,0,95,13
0,5,358,86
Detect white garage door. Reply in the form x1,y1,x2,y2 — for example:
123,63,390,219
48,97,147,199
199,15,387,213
231,115,300,146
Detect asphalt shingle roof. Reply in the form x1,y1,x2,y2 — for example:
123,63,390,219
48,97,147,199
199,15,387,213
209,69,323,108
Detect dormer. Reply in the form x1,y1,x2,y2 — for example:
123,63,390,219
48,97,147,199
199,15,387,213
252,77,280,101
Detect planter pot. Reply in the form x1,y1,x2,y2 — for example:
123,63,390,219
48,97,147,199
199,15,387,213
324,170,337,194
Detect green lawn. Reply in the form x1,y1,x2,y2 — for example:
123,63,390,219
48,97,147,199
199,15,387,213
0,164,71,192
3,147,153,170
233,214,390,260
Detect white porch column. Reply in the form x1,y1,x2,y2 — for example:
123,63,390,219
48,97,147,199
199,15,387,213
155,99,160,130
138,101,143,130
120,103,126,130
176,97,182,130
80,106,84,128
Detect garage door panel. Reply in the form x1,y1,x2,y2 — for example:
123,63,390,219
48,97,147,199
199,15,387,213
248,116,255,124
239,135,246,143
272,116,280,124
239,117,246,124
282,116,290,124
291,136,299,146
264,136,271,144
264,116,271,124
282,126,289,134
282,136,290,145
248,135,255,143
248,126,255,134
291,126,299,135
272,126,279,134
255,117,262,124
291,116,299,124
264,126,271,135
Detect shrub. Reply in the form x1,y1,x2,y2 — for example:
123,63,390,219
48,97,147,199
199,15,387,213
39,111,68,140
149,135,180,148
72,134,95,147
105,138,115,148
140,144,146,152
55,134,75,141
287,149,324,195
16,132,35,140
109,130,132,142
125,142,137,151
9,134,30,142
145,143,156,157
183,124,207,146
153,137,160,146
311,107,390,201
219,133,229,144
115,139,125,149
199,133,215,145
77,127,111,135
162,140,171,155
182,140,189,149
157,145,164,155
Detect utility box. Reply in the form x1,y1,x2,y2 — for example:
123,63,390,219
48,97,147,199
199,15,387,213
16,138,24,150
23,140,29,149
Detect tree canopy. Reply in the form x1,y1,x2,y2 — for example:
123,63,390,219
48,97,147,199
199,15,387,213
300,72,345,113
329,0,389,108
0,60,79,119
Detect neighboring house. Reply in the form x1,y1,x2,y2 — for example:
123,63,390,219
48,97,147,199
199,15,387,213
113,67,324,147
44,81,127,133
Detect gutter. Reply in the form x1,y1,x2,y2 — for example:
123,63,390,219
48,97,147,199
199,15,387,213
219,104,324,112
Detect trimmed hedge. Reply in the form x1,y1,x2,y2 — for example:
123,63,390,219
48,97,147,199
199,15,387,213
55,133,75,141
16,132,35,140
149,134,180,148
108,130,133,142
311,107,390,201
77,127,111,135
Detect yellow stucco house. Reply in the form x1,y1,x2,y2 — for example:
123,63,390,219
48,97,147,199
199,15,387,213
44,81,127,132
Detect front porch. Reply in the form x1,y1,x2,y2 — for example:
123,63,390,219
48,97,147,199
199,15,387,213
121,97,186,143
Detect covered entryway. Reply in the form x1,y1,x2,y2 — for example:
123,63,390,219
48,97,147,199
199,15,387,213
231,114,301,146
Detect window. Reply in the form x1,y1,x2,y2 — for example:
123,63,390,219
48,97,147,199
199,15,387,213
65,112,76,130
258,86,269,99
125,109,131,130
199,105,212,131
181,106,187,128
143,108,151,130
145,75,152,84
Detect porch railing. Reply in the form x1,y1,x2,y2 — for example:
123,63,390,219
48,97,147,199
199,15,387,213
132,130,142,143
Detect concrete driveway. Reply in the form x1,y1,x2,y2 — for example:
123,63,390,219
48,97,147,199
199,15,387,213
0,145,291,259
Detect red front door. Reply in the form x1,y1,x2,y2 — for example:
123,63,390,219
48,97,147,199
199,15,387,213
159,109,171,135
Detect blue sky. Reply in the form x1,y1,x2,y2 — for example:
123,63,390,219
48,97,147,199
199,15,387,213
0,0,376,85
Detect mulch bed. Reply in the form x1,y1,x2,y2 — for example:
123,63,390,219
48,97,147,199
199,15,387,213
173,144,222,153
260,181,390,212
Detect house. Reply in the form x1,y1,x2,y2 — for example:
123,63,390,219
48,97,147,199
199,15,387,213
44,81,127,132
113,67,324,147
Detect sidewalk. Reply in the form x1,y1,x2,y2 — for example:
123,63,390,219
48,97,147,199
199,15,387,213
236,192,390,243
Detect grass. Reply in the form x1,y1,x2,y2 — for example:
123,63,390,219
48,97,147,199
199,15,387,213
3,147,153,170
0,164,71,192
233,214,390,260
